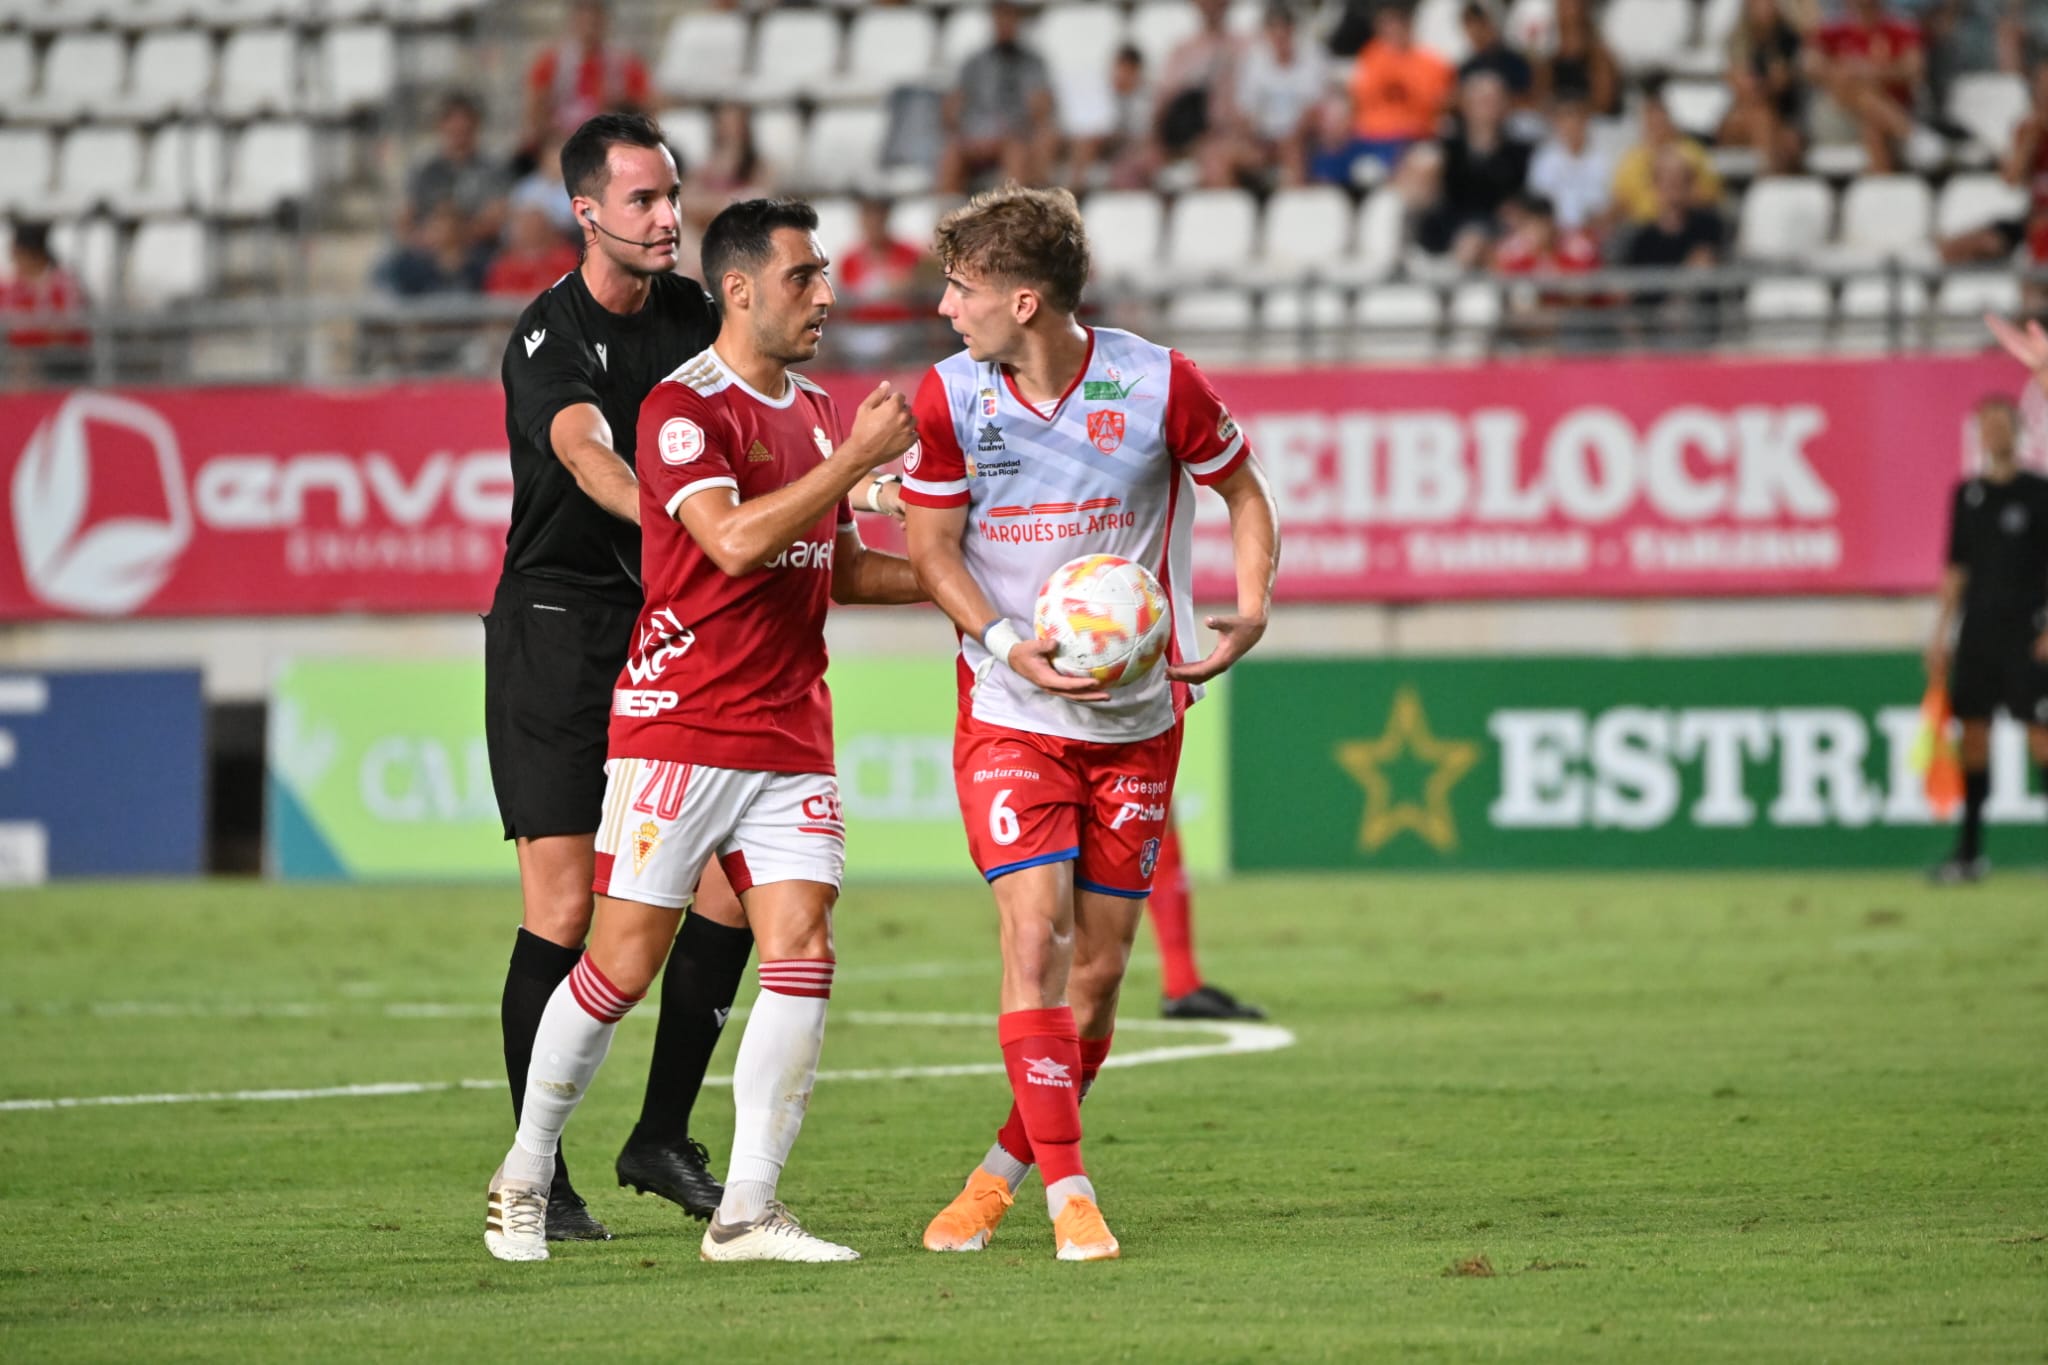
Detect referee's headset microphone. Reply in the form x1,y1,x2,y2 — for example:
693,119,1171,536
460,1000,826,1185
582,209,670,250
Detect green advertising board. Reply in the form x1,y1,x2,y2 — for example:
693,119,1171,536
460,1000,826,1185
270,655,1228,881
1229,654,2047,871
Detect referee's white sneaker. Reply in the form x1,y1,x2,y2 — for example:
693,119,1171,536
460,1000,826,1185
485,1164,551,1262
700,1201,860,1263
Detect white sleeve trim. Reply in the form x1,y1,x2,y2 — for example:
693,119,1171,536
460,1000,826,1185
665,475,739,517
1185,433,1245,477
903,474,970,496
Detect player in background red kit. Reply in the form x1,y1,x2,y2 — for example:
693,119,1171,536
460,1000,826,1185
484,198,924,1264
902,185,1280,1261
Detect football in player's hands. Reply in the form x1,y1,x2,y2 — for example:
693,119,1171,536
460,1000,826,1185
1033,554,1171,689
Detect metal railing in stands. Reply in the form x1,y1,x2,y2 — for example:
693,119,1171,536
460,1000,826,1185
0,262,2033,391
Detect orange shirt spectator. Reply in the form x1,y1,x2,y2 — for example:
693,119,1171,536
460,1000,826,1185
1348,11,1454,142
526,0,651,146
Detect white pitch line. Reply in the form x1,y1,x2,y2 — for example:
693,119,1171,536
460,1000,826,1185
0,1013,1293,1114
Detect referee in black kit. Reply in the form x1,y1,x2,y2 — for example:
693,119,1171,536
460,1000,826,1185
1925,315,2048,884
487,112,909,1239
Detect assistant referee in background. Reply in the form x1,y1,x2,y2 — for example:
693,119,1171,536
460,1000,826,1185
486,112,736,1240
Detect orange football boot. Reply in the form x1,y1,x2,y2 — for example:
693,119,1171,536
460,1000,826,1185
1053,1195,1120,1262
922,1168,1015,1252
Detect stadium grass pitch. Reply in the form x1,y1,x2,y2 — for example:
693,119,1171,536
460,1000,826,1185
1,872,2043,1362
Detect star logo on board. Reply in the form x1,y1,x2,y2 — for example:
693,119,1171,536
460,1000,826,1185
1334,688,1479,854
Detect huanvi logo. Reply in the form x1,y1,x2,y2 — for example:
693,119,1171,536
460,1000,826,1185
12,391,192,616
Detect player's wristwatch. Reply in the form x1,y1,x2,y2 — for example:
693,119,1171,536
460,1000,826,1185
865,473,902,513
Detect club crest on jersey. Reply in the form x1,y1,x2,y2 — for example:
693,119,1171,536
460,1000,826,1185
631,820,661,874
1217,408,1239,442
1140,837,1161,880
903,440,923,473
1086,410,1125,455
979,387,998,418
978,423,1006,453
659,418,704,465
812,426,833,459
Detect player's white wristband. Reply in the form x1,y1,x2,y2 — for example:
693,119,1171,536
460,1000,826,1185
865,473,901,514
981,618,1025,670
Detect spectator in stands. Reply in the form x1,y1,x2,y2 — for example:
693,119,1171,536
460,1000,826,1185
681,101,775,229
399,92,510,255
1808,0,1924,174
1718,0,1810,175
1068,45,1161,190
1621,148,1726,324
1493,192,1602,348
1,220,88,382
1151,0,1249,176
834,194,934,367
1416,71,1533,267
1940,57,2048,280
1458,3,1532,106
523,0,651,154
1612,79,1724,224
486,204,581,299
1527,91,1615,232
1206,3,1328,189
379,201,490,297
936,0,1057,193
509,136,579,240
1327,1,1454,182
1532,0,1621,117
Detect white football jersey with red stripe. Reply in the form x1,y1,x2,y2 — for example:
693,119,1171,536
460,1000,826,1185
901,327,1249,743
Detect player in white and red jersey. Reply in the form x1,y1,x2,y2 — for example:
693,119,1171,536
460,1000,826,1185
485,198,923,1265
901,185,1280,1261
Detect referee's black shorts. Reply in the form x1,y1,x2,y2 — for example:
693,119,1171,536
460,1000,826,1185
483,572,639,841
1951,628,2048,728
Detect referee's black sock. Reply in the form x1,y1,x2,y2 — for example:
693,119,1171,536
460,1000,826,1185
1957,770,1991,862
631,914,754,1147
503,927,583,1188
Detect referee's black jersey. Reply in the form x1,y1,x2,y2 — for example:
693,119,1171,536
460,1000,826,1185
498,266,719,602
1947,470,2048,638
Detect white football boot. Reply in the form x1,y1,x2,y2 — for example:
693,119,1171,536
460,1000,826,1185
700,1200,860,1263
485,1164,550,1262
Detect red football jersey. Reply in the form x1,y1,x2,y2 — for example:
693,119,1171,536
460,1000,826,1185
612,345,854,773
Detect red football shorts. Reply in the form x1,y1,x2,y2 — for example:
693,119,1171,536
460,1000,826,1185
953,712,1183,898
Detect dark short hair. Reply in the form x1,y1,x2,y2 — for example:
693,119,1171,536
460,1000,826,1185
9,219,53,259
1639,75,1669,107
561,111,668,202
1513,192,1556,220
1114,42,1143,66
438,90,480,122
701,197,822,306
1977,393,2019,415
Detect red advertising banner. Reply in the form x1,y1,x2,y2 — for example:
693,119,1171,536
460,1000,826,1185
0,354,2031,619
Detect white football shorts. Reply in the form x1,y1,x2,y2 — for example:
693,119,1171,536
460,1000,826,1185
592,758,846,908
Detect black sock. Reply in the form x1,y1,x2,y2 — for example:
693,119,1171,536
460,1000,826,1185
502,927,582,1186
629,915,753,1147
1958,769,1991,861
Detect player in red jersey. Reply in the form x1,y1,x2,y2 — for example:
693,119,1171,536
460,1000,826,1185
901,186,1280,1260
484,198,924,1264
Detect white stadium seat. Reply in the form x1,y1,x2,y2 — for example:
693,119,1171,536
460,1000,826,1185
1947,73,2028,163
1262,283,1347,332
745,9,841,103
1339,185,1408,284
1936,271,2019,317
22,31,126,122
134,121,226,215
800,105,887,194
320,23,396,115
52,125,143,217
1662,78,1731,140
1038,5,1127,84
1833,175,1932,263
1411,0,1469,65
1737,176,1834,262
1356,283,1443,361
51,217,118,301
126,0,204,25
807,195,860,259
748,106,805,182
127,216,211,309
1163,188,1257,281
1745,277,1831,353
0,127,53,210
223,118,313,216
1257,186,1355,282
937,6,995,71
1602,0,1691,74
0,34,32,116
110,28,215,121
887,193,956,251
1935,173,2029,238
836,7,936,99
1836,273,1928,352
217,27,300,119
1167,288,1255,330
657,8,748,102
659,106,713,174
191,0,301,23
1080,190,1163,286
1126,0,1203,75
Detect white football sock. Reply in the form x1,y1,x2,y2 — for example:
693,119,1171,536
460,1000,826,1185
980,1142,1033,1195
1047,1174,1097,1221
507,956,639,1181
717,960,833,1223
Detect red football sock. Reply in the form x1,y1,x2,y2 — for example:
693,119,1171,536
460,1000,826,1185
998,1006,1085,1185
996,1031,1115,1164
1147,823,1203,998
